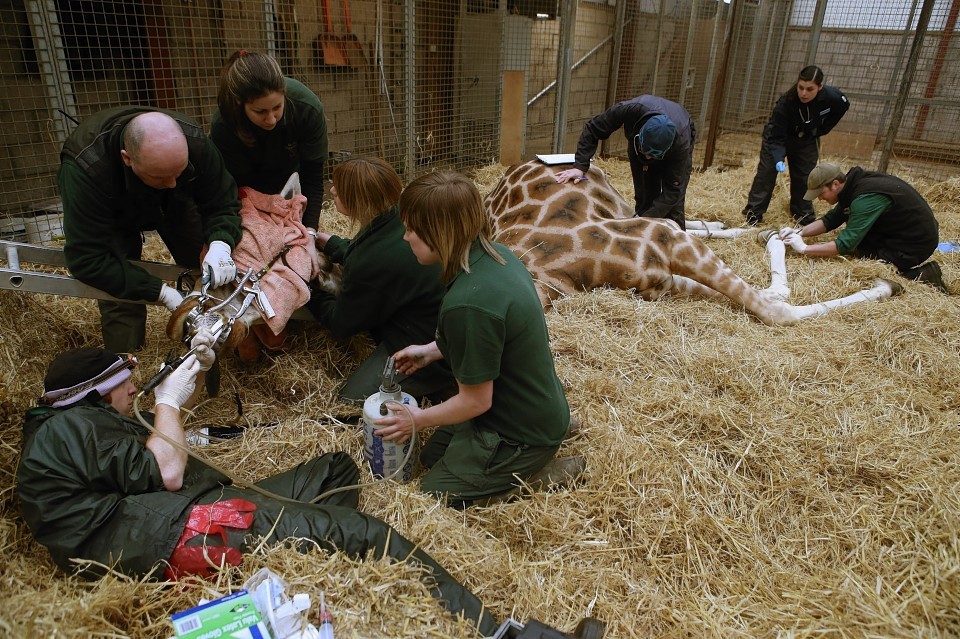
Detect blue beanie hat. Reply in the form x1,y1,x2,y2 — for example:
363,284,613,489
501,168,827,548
635,115,676,159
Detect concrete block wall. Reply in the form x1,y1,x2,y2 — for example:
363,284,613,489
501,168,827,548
781,28,960,149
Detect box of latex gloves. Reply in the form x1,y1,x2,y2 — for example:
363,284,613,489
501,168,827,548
171,590,272,639
171,569,322,639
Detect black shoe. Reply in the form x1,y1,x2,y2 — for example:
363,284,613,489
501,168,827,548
793,213,815,226
912,261,949,294
744,208,763,226
208,424,247,439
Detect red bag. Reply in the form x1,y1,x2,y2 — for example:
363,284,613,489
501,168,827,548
165,498,257,580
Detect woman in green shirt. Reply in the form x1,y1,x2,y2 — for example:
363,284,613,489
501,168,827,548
211,50,329,230
373,171,582,508
306,158,455,403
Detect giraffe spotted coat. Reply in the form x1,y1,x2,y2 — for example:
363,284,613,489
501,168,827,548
483,160,900,325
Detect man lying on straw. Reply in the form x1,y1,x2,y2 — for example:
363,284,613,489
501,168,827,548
15,336,497,635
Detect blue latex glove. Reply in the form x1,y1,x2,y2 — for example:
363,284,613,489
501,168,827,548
775,161,787,173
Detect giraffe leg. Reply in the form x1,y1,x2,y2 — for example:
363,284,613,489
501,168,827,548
760,231,790,300
782,278,903,322
669,275,727,299
685,220,726,231
687,228,757,240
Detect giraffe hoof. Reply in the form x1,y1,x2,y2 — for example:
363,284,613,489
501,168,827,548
756,229,779,245
878,278,905,297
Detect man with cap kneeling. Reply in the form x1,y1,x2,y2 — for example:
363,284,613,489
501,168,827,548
778,163,947,293
15,334,497,635
555,94,695,229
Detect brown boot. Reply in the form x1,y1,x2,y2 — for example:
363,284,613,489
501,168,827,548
524,455,587,492
565,416,581,439
473,456,587,507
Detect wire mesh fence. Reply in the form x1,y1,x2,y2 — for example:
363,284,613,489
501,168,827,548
1,0,958,245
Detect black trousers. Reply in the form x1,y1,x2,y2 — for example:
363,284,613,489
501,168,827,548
631,164,686,228
856,236,937,273
745,138,819,221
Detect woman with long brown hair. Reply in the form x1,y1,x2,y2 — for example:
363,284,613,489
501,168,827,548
211,50,328,231
373,171,582,508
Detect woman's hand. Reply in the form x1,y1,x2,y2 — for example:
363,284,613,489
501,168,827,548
374,401,422,444
304,229,321,268
555,168,585,184
393,342,443,376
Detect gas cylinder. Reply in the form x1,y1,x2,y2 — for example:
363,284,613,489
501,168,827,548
362,356,417,481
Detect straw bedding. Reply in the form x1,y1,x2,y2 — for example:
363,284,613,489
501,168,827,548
1,151,958,638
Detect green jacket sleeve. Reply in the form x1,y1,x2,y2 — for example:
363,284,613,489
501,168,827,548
294,95,328,230
60,158,164,301
190,137,242,249
324,235,350,263
833,193,891,255
209,115,256,192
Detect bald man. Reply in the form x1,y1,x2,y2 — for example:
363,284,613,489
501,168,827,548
59,107,243,352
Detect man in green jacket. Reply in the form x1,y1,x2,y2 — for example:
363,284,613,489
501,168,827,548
16,341,497,635
59,107,244,352
778,163,946,293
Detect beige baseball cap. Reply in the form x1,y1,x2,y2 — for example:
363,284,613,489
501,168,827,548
803,163,844,200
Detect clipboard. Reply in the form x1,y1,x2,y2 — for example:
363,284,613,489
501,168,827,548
535,153,576,165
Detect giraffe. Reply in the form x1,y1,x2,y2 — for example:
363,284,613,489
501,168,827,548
483,160,902,325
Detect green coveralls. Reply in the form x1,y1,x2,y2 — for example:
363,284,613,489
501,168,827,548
15,400,497,635
307,207,454,403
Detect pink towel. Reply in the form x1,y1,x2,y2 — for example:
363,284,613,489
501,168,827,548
232,187,320,335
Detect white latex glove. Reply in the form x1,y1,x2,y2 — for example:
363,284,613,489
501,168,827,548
782,233,808,254
154,354,200,411
778,227,798,241
202,241,237,288
190,327,217,372
156,283,184,311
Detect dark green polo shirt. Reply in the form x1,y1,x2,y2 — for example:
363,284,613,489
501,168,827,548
437,241,569,447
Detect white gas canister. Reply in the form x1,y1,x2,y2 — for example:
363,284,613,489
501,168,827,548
362,386,418,482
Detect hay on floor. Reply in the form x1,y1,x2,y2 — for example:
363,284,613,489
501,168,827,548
1,154,959,638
